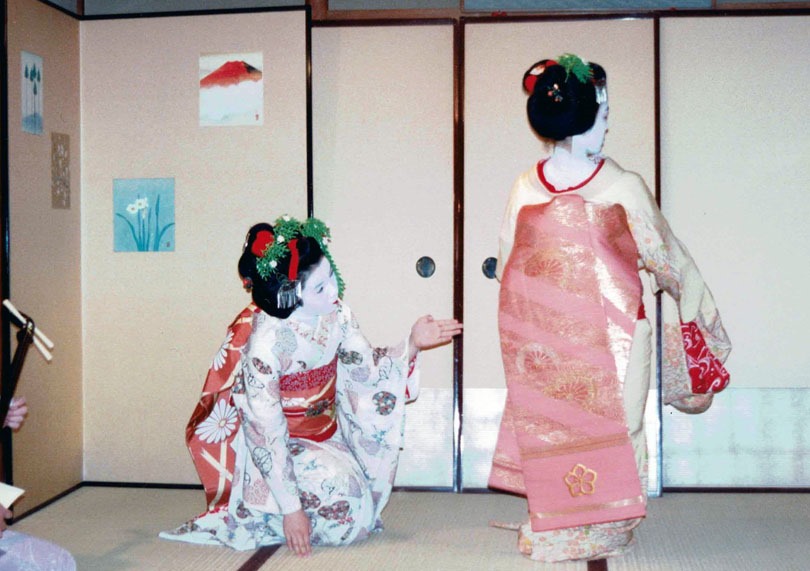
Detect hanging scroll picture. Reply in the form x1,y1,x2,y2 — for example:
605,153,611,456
51,133,70,209
199,52,263,127
21,51,43,135
113,178,176,252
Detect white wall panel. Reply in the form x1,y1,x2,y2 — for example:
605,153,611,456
660,16,810,486
81,10,308,483
660,16,810,391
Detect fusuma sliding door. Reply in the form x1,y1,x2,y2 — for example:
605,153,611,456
312,23,456,487
660,15,810,488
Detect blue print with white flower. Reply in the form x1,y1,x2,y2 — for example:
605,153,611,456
113,178,175,252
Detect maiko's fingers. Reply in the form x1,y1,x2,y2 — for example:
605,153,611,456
438,320,463,333
296,536,311,557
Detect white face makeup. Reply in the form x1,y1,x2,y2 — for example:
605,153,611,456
293,256,338,319
578,102,609,157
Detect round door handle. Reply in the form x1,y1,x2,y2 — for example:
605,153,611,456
416,256,436,278
482,257,497,279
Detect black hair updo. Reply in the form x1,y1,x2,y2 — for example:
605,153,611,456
238,222,325,319
524,58,607,141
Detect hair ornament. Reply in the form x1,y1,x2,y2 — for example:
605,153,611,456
594,78,608,105
287,238,300,280
547,83,563,103
251,230,274,257
254,215,345,299
276,279,303,309
557,53,593,84
523,59,557,93
274,236,301,309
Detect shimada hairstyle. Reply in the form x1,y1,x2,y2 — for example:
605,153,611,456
238,215,344,319
523,53,607,141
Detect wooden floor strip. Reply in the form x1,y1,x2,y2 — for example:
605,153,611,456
237,545,280,571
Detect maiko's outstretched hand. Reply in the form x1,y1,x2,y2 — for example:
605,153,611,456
409,315,463,353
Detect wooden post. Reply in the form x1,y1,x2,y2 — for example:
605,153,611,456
307,0,328,21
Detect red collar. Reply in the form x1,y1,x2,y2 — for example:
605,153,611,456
537,158,605,193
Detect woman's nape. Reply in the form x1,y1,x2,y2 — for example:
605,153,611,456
574,102,608,158
542,102,609,190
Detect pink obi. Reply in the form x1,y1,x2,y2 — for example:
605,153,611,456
492,196,646,531
279,356,338,442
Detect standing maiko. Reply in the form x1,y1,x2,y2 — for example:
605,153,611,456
490,54,731,562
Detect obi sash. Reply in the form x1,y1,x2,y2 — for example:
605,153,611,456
490,195,646,532
280,356,338,442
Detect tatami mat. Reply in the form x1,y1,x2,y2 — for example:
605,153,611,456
9,487,810,570
612,493,810,571
9,487,254,571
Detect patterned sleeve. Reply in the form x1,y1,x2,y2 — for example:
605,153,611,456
620,172,732,411
234,313,301,515
338,304,414,384
335,303,418,395
332,303,418,511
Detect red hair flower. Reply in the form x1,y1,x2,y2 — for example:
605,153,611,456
251,230,274,257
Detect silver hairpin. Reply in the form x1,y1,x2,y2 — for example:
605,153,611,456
277,279,302,309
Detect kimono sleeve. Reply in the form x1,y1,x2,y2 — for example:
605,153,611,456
335,303,420,401
233,315,301,515
620,173,732,412
186,304,256,513
333,303,418,514
497,170,540,281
